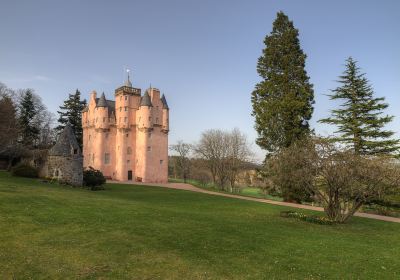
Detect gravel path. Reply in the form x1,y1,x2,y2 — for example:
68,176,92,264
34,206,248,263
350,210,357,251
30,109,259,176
109,181,400,223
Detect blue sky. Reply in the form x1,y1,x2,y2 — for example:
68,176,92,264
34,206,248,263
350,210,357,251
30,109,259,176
1,0,399,162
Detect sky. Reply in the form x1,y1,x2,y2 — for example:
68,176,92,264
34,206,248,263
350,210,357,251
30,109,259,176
1,0,399,162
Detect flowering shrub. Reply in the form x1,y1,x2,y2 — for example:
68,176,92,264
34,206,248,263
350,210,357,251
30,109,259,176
280,211,335,225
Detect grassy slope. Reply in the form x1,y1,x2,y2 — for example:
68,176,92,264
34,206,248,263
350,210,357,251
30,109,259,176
0,171,399,279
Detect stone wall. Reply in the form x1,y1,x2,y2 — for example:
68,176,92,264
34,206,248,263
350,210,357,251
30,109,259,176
47,155,83,186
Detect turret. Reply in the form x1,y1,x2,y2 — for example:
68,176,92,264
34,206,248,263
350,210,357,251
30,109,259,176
138,90,153,128
96,92,109,129
161,94,169,132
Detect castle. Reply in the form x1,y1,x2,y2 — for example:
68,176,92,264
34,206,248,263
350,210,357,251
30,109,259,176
82,75,169,183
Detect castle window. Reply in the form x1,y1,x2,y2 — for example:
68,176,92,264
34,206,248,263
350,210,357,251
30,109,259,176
127,160,130,163
160,160,163,165
148,132,152,139
119,107,122,112
104,153,110,164
124,117,127,123
149,117,151,121
125,107,127,111
105,133,109,139
127,147,132,154
147,146,151,152
120,96,122,101
126,133,129,137
103,117,106,123
73,148,78,155
92,154,95,162
125,96,128,101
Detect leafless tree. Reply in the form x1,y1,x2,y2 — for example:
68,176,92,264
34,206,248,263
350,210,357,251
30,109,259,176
169,140,193,183
196,128,252,192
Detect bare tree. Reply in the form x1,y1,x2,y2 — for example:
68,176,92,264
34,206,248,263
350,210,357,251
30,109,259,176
196,128,252,192
169,140,192,183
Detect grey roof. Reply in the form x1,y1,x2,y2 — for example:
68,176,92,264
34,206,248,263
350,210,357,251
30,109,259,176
97,92,107,107
48,123,81,156
161,94,169,109
140,91,153,107
95,97,115,117
125,75,132,87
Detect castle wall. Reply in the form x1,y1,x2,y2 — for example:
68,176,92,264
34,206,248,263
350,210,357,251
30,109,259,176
47,155,83,187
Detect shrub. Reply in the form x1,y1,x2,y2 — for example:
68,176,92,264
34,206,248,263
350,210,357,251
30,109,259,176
11,163,38,178
83,167,106,191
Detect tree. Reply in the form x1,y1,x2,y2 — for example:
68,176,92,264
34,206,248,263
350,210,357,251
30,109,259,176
319,57,399,156
196,129,252,192
267,137,400,223
251,11,314,155
0,87,19,154
18,89,40,147
169,141,193,183
57,89,86,147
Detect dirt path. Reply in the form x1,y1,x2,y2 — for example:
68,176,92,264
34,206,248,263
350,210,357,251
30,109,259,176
109,181,400,224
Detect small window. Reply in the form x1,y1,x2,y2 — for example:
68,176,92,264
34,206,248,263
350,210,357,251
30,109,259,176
104,153,110,164
127,160,130,163
103,117,106,123
147,146,151,152
73,148,78,155
124,117,127,123
125,107,127,111
160,160,163,164
105,133,109,139
127,147,132,154
149,117,151,121
125,96,128,101
126,133,129,138
120,96,122,101
148,133,152,139
119,107,122,112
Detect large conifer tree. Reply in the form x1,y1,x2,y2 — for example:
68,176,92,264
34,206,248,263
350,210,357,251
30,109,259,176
251,12,314,154
19,89,40,147
320,57,399,156
57,89,86,147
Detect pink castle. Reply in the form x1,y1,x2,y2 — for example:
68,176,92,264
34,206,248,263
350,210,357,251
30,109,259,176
82,75,169,183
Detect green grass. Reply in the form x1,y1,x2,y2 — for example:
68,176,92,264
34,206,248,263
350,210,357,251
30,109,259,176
1,171,400,279
168,178,283,201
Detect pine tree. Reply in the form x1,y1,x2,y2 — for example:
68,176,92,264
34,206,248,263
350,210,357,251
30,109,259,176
320,57,399,156
57,89,87,147
19,89,40,147
251,11,314,155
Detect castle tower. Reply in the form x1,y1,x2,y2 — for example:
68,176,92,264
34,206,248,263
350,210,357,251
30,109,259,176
82,71,169,183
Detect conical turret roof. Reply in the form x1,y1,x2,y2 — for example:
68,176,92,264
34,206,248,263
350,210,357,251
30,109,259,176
140,91,153,107
48,123,81,156
97,92,107,107
161,94,169,109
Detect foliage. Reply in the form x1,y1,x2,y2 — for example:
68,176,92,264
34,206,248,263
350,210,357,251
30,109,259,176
56,89,87,148
280,211,335,225
0,87,19,154
83,167,106,190
1,171,400,279
251,11,314,155
11,163,38,178
319,57,399,156
18,89,40,147
266,137,400,223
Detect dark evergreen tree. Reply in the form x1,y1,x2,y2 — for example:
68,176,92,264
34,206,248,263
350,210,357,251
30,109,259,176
251,11,314,155
57,89,86,147
320,57,399,156
19,89,40,147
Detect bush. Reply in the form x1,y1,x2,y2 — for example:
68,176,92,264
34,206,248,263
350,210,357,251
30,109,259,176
83,167,106,191
11,163,38,178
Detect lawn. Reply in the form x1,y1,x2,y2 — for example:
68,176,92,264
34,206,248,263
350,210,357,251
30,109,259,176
1,171,399,279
